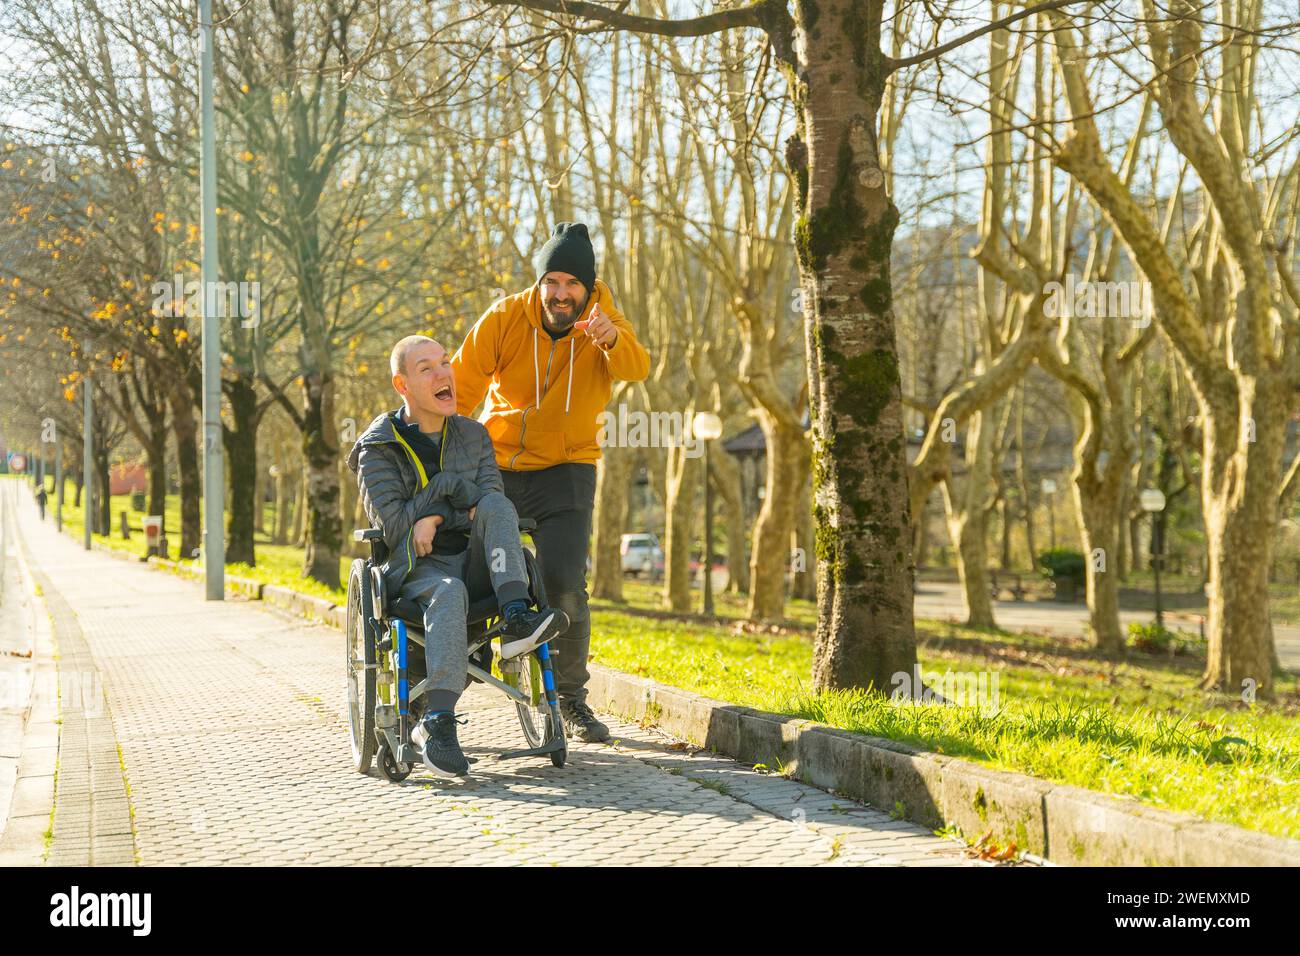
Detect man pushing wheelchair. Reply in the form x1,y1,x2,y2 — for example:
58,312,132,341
348,221,650,780
348,335,568,778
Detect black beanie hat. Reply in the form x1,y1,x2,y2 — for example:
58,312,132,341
534,222,596,293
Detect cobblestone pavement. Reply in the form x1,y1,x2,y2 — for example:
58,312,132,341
9,490,979,867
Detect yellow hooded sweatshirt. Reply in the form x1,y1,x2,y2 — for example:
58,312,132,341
452,279,651,471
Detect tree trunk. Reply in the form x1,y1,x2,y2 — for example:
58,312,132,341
1202,401,1286,696
788,0,918,692
591,445,631,602
1016,395,1037,568
1077,483,1124,654
793,473,816,601
711,443,750,595
169,387,202,558
747,411,805,621
224,375,260,567
941,408,997,628
146,419,167,522
273,465,289,545
291,468,306,547
1114,483,1130,581
299,369,341,588
253,465,266,536
661,442,699,612
94,437,110,536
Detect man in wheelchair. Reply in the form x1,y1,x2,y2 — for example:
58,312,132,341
346,334,569,778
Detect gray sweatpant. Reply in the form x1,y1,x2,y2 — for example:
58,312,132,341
398,490,530,714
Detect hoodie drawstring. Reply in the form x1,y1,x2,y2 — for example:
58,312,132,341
532,325,576,416
565,337,574,415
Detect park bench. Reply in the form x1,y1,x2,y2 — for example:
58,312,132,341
988,569,1028,602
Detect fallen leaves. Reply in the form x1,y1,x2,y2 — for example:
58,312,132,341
967,829,1018,863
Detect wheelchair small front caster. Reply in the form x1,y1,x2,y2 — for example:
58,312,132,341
377,742,411,782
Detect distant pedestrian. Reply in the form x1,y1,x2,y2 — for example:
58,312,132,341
35,486,47,520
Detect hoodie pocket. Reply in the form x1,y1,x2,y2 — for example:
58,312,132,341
486,413,522,451
522,427,567,466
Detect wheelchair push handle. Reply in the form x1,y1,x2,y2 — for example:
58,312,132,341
353,518,536,542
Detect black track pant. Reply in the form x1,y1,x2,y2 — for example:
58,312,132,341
502,463,596,702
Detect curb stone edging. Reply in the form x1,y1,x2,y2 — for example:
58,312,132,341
101,541,1300,867
583,664,1300,867
261,585,340,627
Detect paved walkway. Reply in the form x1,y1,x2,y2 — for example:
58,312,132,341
915,581,1300,673
0,482,975,867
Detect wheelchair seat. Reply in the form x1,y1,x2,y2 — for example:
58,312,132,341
355,519,539,632
386,593,502,631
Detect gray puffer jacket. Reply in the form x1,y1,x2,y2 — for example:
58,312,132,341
346,408,503,595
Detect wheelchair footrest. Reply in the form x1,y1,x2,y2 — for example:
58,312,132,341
492,736,566,761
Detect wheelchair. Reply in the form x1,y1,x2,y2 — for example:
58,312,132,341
344,518,567,782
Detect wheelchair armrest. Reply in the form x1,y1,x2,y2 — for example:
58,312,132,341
354,528,385,543
517,518,537,534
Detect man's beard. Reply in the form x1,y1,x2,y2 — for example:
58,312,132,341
542,289,589,332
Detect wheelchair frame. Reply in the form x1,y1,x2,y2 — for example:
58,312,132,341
345,519,567,782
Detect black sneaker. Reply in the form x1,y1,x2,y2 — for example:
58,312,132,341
410,712,469,778
560,698,610,743
499,605,569,659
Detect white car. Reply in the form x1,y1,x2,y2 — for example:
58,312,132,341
620,533,664,578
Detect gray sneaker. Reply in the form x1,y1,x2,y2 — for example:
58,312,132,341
499,606,569,659
560,698,610,743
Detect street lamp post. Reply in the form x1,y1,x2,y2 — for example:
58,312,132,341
692,411,723,617
199,0,225,599
83,370,93,550
1140,488,1167,629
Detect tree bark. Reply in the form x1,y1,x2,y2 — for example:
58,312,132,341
1202,394,1288,694
272,464,289,545
300,367,341,589
793,472,816,601
168,386,201,558
591,444,631,602
711,443,750,594
790,0,918,692
662,441,700,612
223,374,260,567
940,408,997,628
747,410,805,621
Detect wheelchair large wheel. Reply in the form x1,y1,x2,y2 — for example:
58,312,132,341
345,559,377,774
507,655,567,767
507,653,552,749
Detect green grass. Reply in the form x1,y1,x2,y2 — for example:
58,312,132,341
33,479,1300,839
588,602,1300,839
43,483,350,603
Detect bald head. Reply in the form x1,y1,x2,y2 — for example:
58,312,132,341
390,334,458,421
390,334,442,377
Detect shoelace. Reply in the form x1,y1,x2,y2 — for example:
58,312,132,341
428,713,467,746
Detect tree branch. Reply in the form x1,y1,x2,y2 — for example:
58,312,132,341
479,0,766,38
888,0,1093,72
